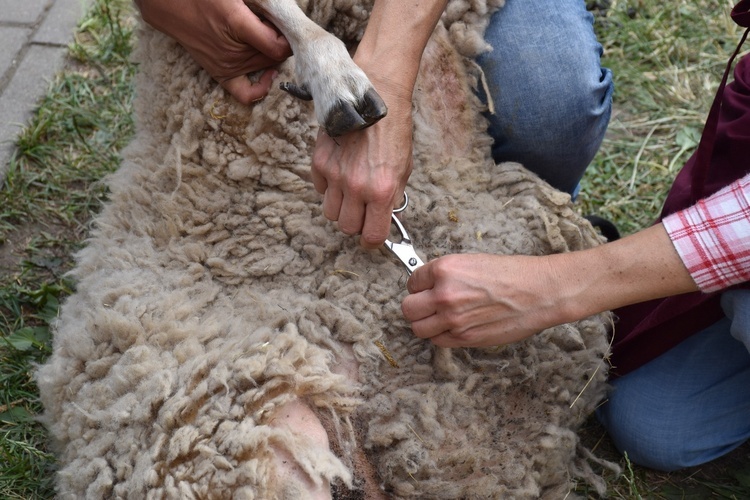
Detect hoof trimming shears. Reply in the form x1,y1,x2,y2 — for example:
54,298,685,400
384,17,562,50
383,192,424,276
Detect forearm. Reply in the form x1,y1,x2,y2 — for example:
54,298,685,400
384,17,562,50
355,1,448,104
554,223,699,323
310,1,447,247
563,172,750,321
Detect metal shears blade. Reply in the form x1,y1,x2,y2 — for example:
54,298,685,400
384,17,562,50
384,192,424,276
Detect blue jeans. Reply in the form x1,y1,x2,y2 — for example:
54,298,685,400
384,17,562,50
479,0,614,195
597,290,750,471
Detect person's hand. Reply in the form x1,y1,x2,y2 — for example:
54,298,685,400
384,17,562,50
134,0,292,104
401,254,571,348
311,83,414,249
401,224,700,348
309,0,447,248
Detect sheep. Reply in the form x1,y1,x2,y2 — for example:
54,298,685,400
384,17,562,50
36,0,615,497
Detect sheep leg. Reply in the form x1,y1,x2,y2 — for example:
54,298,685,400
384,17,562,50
268,344,386,499
247,0,387,136
326,343,389,499
269,399,335,499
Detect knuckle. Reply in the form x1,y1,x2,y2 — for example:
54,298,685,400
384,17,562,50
443,314,464,332
338,215,363,235
213,59,240,79
360,230,386,247
401,299,415,319
313,161,341,184
345,176,369,196
340,224,359,236
430,257,451,276
270,45,292,61
311,147,327,169
452,327,473,340
432,287,455,308
447,330,474,346
376,183,399,203
327,170,344,186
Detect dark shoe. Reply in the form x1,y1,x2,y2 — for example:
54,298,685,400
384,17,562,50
584,215,621,242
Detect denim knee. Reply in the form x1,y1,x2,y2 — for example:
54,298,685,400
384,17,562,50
598,315,750,471
477,0,613,194
597,386,708,472
722,289,750,348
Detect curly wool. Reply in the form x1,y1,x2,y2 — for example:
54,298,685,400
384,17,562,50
37,1,615,498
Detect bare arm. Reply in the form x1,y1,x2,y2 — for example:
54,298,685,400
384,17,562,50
402,223,699,347
134,0,291,104
311,0,448,248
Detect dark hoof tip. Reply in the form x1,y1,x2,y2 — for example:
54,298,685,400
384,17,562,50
324,88,388,137
324,101,368,137
358,88,388,123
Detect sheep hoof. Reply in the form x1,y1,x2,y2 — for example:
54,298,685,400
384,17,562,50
324,88,387,137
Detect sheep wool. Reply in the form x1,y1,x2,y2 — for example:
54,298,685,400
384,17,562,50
36,0,616,498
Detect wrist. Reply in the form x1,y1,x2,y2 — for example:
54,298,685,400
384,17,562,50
353,52,419,111
536,253,595,325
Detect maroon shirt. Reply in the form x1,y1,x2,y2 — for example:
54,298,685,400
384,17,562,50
609,0,750,377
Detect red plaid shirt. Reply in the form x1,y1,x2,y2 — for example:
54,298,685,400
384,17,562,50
663,172,750,293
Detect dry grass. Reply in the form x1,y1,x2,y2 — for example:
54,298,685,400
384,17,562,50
580,0,746,235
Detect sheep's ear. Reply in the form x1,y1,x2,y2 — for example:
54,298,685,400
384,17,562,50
279,82,313,101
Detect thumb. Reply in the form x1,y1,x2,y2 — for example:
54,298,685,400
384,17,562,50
406,260,434,294
233,9,292,61
222,69,278,105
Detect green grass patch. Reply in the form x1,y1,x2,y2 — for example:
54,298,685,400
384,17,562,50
0,0,136,496
0,280,62,499
2,0,135,233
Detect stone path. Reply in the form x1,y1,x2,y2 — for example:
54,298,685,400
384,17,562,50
0,0,92,183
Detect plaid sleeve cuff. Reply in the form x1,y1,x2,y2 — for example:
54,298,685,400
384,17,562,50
663,173,750,293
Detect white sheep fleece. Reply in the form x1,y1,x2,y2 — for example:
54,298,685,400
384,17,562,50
36,0,617,497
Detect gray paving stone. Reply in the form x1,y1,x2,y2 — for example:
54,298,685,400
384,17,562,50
34,0,93,45
0,0,50,24
0,44,67,134
0,27,31,81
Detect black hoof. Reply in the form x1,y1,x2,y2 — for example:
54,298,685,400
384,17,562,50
357,88,388,124
324,88,388,137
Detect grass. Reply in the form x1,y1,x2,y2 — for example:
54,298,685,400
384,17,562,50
0,0,136,497
580,0,746,235
0,0,748,498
